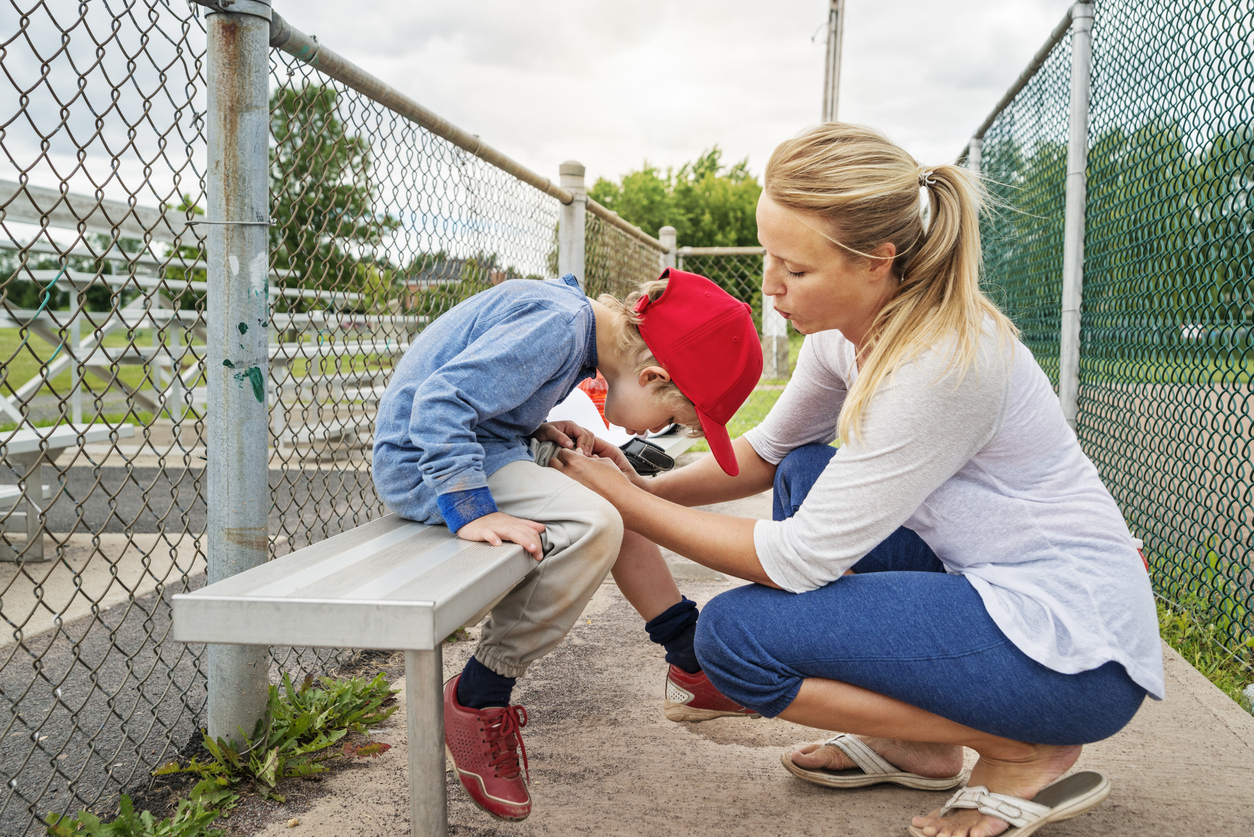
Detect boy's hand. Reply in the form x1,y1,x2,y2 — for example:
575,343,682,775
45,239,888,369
533,421,597,456
457,512,546,561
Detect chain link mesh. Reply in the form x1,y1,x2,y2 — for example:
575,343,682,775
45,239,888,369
972,0,1253,651
584,213,661,300
1081,0,1253,649
1,2,211,832
0,2,573,832
975,31,1072,388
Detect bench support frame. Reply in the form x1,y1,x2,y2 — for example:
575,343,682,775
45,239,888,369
406,646,447,835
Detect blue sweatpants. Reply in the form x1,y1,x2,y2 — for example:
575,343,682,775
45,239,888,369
694,443,1146,745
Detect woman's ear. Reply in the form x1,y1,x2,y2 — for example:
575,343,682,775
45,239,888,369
867,242,897,280
637,365,671,387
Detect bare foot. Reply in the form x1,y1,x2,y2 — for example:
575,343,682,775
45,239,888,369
787,735,964,779
910,744,1083,837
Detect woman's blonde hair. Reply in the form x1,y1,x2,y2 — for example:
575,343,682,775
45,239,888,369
764,122,1018,442
597,278,705,437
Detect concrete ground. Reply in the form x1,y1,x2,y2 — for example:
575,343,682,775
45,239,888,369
238,492,1254,837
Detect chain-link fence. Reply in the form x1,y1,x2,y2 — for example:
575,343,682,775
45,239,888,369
966,0,1253,653
0,2,669,833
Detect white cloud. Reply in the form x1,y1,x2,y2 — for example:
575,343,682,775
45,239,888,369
284,0,1075,183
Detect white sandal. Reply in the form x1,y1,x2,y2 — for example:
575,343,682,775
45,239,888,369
780,733,967,791
907,770,1110,837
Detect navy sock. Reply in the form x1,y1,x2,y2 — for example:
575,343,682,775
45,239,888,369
644,596,701,674
456,655,517,709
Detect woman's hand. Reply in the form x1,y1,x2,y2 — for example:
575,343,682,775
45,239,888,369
532,420,597,456
549,448,637,501
586,436,653,491
457,512,546,560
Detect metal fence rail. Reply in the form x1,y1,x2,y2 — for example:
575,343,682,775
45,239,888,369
965,0,1254,653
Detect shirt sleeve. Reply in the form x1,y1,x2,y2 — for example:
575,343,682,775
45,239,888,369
409,305,581,528
743,335,846,463
755,340,1014,593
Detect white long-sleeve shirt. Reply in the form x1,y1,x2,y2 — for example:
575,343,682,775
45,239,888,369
744,327,1165,700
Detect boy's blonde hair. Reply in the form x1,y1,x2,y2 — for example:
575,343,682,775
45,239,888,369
597,278,705,437
764,122,1018,442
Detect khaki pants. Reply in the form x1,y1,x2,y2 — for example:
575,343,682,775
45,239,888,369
472,459,624,679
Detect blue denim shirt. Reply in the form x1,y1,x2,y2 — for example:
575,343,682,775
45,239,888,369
372,275,597,531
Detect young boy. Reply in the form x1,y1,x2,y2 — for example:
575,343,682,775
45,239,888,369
372,268,762,821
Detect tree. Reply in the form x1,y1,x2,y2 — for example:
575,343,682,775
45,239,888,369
588,146,762,247
269,86,398,311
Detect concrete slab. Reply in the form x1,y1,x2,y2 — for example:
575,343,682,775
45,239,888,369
243,491,1254,836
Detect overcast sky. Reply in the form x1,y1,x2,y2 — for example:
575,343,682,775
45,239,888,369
282,0,1075,186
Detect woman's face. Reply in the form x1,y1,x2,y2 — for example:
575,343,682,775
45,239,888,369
756,193,895,346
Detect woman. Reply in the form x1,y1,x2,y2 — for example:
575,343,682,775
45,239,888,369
551,122,1162,837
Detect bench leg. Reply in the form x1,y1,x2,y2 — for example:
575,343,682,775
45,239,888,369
405,646,447,836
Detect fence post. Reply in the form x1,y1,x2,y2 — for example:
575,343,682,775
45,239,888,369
203,0,273,746
558,161,586,291
761,257,790,379
660,226,677,271
966,137,982,176
1058,0,1093,433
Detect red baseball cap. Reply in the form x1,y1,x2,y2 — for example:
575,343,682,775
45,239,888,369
634,269,763,476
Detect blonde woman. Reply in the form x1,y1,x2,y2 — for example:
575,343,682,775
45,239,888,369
551,123,1163,837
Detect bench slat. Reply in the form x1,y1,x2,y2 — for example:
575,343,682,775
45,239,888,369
173,513,536,651
197,515,413,597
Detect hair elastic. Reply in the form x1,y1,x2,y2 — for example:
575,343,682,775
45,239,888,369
918,169,936,188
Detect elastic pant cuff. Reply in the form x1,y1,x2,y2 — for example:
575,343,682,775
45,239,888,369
472,643,530,680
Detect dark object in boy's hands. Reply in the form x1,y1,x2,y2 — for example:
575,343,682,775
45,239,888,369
620,437,674,476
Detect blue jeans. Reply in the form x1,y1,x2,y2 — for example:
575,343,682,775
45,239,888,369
695,443,1146,745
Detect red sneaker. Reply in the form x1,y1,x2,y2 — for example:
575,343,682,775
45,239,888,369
663,665,761,722
443,675,531,821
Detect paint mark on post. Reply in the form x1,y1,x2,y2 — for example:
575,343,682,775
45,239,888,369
244,366,265,403
223,359,236,369
238,322,249,335
229,254,239,276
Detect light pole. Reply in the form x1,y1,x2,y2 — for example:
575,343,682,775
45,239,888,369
822,0,844,122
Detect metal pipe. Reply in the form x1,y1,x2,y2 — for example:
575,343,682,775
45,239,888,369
678,246,766,256
558,161,587,290
822,0,844,122
1058,1,1094,433
204,1,272,747
405,647,446,836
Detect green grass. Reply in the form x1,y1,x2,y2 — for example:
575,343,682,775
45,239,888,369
1079,353,1254,385
1157,596,1254,712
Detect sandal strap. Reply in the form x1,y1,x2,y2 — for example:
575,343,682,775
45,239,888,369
938,785,1052,828
822,733,896,776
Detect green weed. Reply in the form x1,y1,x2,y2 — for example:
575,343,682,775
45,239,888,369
46,672,397,836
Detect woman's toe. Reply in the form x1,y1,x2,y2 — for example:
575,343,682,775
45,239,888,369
787,739,844,769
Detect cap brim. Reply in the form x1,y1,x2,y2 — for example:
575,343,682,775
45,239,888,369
696,407,739,477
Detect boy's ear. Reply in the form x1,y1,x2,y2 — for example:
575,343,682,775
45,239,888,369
637,365,671,387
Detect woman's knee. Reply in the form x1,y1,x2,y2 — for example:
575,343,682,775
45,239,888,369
694,588,802,716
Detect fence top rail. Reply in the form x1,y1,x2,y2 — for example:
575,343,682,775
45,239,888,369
586,200,668,253
963,0,1089,157
268,11,574,207
266,12,669,257
678,246,765,256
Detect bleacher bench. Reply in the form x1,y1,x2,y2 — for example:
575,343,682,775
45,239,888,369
170,430,695,835
172,513,534,835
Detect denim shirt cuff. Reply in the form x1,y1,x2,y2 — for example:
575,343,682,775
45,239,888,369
437,487,498,533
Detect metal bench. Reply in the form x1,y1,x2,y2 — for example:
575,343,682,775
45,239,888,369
172,513,534,836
